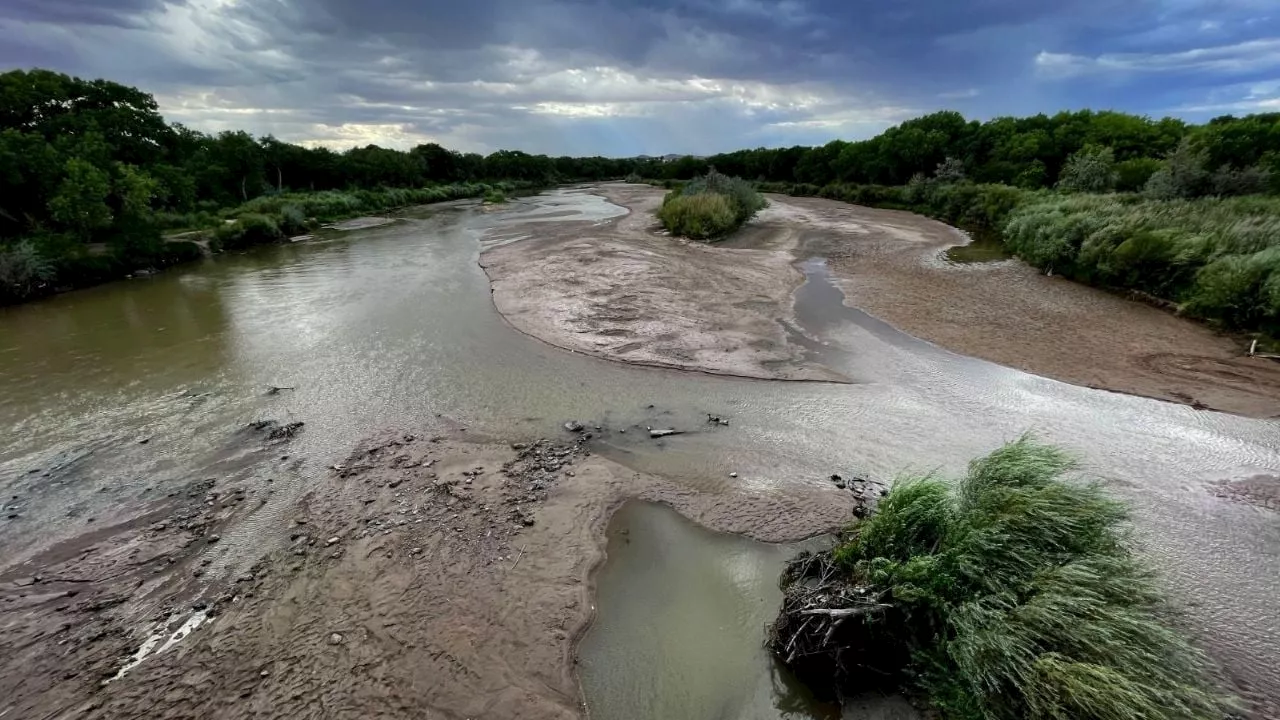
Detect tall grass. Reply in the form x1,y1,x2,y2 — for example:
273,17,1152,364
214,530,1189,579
788,437,1232,720
1003,194,1280,332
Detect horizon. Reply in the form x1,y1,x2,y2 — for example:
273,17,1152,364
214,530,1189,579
3,0,1278,156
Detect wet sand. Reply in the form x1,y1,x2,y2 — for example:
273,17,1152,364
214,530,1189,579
0,429,859,719
481,185,846,382
486,184,1280,417
775,195,1280,418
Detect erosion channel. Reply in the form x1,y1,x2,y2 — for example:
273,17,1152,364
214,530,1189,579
1,185,1278,719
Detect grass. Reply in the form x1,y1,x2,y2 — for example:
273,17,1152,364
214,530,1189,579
774,437,1233,720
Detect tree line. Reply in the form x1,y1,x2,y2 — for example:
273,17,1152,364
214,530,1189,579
637,109,1280,196
5,67,1280,308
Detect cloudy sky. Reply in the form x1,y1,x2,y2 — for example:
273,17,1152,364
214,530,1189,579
2,0,1278,155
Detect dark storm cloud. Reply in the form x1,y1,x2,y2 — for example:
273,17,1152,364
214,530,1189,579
4,0,174,28
2,0,1278,153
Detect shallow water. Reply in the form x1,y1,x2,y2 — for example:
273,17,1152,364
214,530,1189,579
578,502,840,720
1,188,1278,711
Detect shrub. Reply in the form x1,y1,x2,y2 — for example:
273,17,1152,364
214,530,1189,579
483,189,507,204
1145,139,1211,199
215,213,283,251
1114,158,1163,192
770,437,1232,720
0,240,55,302
1210,165,1271,197
659,169,766,240
657,193,737,239
1056,145,1116,193
277,204,310,236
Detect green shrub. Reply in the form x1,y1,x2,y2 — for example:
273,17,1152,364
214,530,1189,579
658,192,737,239
659,169,766,240
1056,146,1116,193
775,437,1232,720
0,240,55,302
483,189,507,204
215,213,283,251
277,204,309,236
1115,158,1163,192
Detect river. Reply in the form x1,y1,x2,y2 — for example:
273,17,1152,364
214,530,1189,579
1,188,1278,715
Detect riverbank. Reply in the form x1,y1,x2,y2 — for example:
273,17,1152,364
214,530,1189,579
484,183,1280,417
768,195,1280,418
0,427,860,719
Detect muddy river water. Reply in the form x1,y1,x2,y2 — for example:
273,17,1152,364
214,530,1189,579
2,188,1279,716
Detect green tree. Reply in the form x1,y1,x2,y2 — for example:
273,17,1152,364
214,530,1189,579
1056,145,1116,193
48,158,112,240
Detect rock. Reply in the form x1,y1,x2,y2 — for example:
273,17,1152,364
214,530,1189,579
563,420,584,433
328,633,343,645
830,474,842,482
260,669,270,677
836,481,847,489
207,534,221,544
729,472,739,478
326,536,340,546
293,548,306,556
511,443,527,450
649,429,683,439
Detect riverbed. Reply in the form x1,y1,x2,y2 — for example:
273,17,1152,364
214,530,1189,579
1,186,1278,718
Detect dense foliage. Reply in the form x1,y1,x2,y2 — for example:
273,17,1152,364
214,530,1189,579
0,69,638,302
771,437,1231,720
657,170,766,240
635,110,1280,194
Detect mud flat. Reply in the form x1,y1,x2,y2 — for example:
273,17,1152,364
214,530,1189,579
485,183,1280,417
0,428,860,719
765,195,1280,418
480,184,846,382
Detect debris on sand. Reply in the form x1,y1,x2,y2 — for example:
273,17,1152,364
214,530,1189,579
563,420,585,433
706,414,730,426
649,428,683,439
247,419,305,440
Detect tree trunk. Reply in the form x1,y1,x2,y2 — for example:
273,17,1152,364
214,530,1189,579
277,166,283,193
240,176,247,201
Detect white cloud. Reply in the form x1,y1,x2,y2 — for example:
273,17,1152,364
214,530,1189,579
1036,38,1280,78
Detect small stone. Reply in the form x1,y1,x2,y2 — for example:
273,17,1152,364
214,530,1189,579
328,633,343,645
836,481,847,490
326,536,340,546
830,474,842,482
563,420,584,433
206,534,221,544
293,548,306,556
260,670,270,678
729,472,739,478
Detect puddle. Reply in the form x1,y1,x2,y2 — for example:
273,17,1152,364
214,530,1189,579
941,232,1010,264
110,610,208,681
579,501,909,719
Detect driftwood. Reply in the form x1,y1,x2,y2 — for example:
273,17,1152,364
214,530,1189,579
767,549,905,701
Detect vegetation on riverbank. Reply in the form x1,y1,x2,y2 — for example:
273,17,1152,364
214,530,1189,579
769,437,1232,720
657,170,766,240
0,69,635,304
